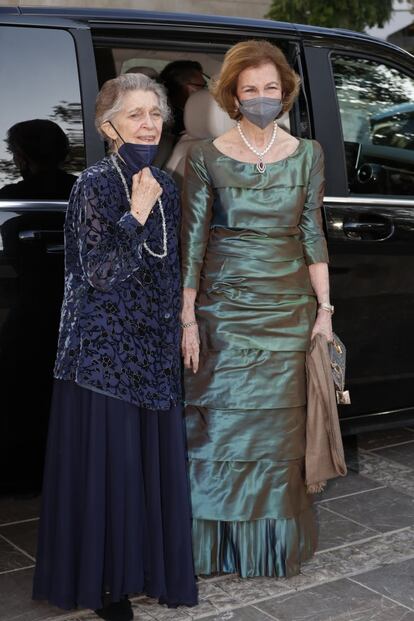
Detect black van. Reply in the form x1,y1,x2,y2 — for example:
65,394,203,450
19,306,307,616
1,6,413,491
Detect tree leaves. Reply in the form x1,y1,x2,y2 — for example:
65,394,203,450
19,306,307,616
266,0,398,32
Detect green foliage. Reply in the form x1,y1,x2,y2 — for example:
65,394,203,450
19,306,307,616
266,0,398,32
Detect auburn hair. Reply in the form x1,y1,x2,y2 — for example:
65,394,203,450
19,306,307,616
211,40,300,120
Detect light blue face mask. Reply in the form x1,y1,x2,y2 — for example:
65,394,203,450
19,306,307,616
237,97,283,129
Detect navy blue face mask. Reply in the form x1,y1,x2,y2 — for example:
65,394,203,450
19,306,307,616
109,122,158,173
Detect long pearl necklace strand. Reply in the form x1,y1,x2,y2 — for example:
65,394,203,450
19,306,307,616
237,120,278,174
111,154,168,258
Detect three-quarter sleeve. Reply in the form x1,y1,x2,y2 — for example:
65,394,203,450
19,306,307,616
181,144,214,289
73,174,150,292
299,140,329,265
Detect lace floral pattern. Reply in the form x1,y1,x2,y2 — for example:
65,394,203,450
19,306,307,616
54,156,182,410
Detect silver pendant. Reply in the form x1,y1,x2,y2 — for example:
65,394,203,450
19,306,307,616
256,160,266,174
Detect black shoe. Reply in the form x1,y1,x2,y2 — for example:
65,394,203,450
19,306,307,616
94,597,133,621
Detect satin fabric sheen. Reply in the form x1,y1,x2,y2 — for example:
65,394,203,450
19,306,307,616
181,138,329,577
192,511,317,577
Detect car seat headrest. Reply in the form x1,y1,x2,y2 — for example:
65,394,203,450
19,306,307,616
183,89,236,139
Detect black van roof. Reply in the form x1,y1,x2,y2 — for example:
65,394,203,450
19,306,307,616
3,5,413,59
7,5,386,41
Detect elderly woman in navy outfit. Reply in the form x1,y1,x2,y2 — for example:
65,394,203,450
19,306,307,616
33,73,197,620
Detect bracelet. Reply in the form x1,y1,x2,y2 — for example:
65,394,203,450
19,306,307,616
181,320,198,329
318,302,334,315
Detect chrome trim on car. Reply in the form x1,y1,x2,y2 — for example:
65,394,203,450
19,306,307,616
0,200,68,212
324,196,414,207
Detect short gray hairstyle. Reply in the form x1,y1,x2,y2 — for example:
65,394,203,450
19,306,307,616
95,73,171,150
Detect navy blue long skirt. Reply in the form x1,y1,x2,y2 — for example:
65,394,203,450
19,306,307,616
32,379,198,610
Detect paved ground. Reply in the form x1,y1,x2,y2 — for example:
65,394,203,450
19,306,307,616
1,427,414,621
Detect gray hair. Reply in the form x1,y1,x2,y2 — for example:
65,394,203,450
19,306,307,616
95,73,171,149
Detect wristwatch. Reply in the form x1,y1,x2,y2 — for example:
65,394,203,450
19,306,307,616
318,302,334,314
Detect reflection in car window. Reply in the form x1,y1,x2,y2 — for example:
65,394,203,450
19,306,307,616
371,104,414,150
0,27,85,200
331,55,414,197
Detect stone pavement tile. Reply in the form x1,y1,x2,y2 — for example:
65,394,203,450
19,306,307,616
132,592,240,621
189,581,241,618
209,575,291,607
373,442,414,469
0,535,34,572
359,451,414,497
130,603,154,621
46,614,99,621
132,595,193,620
131,580,249,620
255,577,414,621
321,486,414,533
46,600,152,621
190,529,414,619
0,494,40,525
317,505,378,551
198,573,237,583
0,518,39,558
52,617,99,621
0,566,68,621
194,607,276,620
56,617,100,621
283,526,414,591
316,470,384,503
358,428,414,450
350,557,414,611
195,528,414,614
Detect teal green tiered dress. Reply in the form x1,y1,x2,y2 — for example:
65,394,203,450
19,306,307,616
181,138,329,578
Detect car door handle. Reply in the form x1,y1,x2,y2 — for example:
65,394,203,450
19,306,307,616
343,221,387,232
343,220,394,241
19,229,62,241
46,244,65,254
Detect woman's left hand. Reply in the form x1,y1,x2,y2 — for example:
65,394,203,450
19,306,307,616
311,309,333,342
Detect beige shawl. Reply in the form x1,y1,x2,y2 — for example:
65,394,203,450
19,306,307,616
305,333,347,493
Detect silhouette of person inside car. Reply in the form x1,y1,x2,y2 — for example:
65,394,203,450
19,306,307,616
159,60,207,135
0,119,77,200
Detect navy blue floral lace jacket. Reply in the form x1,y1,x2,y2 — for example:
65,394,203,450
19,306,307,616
54,156,182,410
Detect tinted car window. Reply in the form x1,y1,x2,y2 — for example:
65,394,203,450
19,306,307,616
371,104,414,149
93,39,296,171
0,27,85,200
331,54,414,197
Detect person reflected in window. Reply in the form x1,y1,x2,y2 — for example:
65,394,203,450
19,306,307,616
0,119,77,200
159,60,207,135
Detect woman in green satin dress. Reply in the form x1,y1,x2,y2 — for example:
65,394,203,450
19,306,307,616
181,40,333,578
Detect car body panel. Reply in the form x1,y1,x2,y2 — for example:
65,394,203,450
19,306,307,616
0,7,413,489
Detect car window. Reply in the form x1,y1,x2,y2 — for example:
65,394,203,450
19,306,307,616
331,54,414,197
0,27,85,201
93,39,298,171
94,45,223,89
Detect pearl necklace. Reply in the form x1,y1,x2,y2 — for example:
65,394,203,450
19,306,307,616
237,120,278,173
111,154,167,258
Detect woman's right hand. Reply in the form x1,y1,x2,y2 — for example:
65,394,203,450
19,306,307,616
130,167,162,225
182,323,200,373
